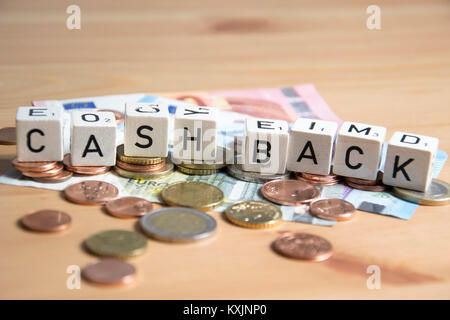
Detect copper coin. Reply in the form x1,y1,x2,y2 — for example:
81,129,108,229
105,197,153,219
64,181,119,205
33,170,73,183
21,163,64,178
115,159,166,173
63,154,110,175
82,259,136,285
295,175,340,186
261,179,321,206
12,158,58,172
346,180,387,192
272,232,333,261
310,198,356,221
0,127,16,145
344,177,378,186
97,109,124,125
21,210,71,232
301,172,338,182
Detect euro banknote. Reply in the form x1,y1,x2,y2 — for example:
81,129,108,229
0,84,446,226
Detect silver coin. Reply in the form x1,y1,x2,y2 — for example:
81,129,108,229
140,207,217,242
226,164,290,184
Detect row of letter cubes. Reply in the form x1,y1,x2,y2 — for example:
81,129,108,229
16,103,438,192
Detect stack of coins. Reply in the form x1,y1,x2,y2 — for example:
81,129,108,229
294,172,340,186
114,144,174,179
344,172,387,192
174,146,229,175
63,154,111,176
12,158,73,183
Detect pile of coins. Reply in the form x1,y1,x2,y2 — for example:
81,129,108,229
174,146,229,175
63,154,111,176
114,144,174,179
294,172,340,186
11,158,73,183
343,172,387,192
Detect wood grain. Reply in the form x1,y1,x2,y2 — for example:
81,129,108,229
0,0,449,299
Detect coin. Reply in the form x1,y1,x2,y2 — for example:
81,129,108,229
345,177,378,186
116,159,166,173
84,230,147,258
114,160,174,179
177,165,220,175
161,181,224,211
300,172,339,182
272,232,333,261
0,127,16,145
392,178,450,206
261,179,321,206
82,259,136,286
105,197,153,219
309,198,356,221
295,174,340,186
116,144,164,165
227,164,290,184
225,201,282,229
32,170,73,183
11,158,58,172
63,154,110,175
97,109,124,125
346,180,387,192
21,163,64,178
21,210,71,232
64,181,119,205
140,207,217,242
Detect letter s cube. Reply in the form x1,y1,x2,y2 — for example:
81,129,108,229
70,111,117,166
383,131,438,192
124,102,170,157
16,106,64,161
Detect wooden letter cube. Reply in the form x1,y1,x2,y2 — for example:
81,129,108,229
242,118,289,174
333,121,386,180
173,106,217,161
382,131,438,192
70,111,117,166
124,102,170,157
287,118,338,175
16,106,64,161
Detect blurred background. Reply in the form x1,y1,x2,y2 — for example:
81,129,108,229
0,0,449,133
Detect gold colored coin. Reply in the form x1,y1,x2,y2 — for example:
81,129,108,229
116,144,164,165
161,181,224,211
172,146,230,170
392,178,450,206
177,165,220,175
225,201,282,229
84,230,147,259
114,161,174,179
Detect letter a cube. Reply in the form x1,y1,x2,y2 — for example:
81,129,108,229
383,131,438,192
16,106,64,161
242,118,289,174
71,111,117,166
287,118,338,175
334,121,386,180
124,102,170,157
173,106,217,161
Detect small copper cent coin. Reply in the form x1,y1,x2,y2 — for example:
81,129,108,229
12,158,57,172
273,232,333,262
64,181,119,205
63,154,110,175
82,259,136,286
21,210,71,232
309,198,356,221
33,170,73,183
261,179,320,206
105,197,153,219
21,163,64,178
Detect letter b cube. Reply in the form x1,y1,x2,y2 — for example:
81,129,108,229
16,106,64,161
71,111,117,166
383,132,438,192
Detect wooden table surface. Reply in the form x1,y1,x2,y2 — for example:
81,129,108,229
1,0,449,299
